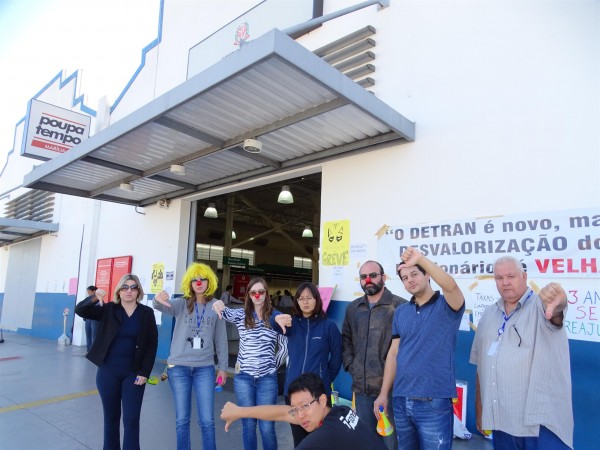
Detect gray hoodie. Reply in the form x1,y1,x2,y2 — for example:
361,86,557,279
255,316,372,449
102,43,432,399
153,297,228,370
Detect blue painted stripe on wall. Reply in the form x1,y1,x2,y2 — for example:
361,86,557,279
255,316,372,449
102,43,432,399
0,293,78,341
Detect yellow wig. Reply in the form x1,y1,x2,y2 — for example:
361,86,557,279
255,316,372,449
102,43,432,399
180,262,218,299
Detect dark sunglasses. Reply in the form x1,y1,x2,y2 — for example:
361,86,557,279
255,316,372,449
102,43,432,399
120,284,139,291
192,278,208,283
359,272,380,280
249,289,266,296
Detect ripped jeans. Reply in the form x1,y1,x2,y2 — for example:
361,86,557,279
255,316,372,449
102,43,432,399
392,396,453,450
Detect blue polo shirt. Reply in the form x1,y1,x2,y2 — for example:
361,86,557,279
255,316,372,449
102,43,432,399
392,291,464,398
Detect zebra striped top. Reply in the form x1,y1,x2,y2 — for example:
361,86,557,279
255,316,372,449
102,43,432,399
223,307,287,377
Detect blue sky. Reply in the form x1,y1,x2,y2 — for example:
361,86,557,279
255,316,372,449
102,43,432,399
0,0,160,167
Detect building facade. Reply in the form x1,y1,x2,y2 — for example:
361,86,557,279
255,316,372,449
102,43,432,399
0,1,598,447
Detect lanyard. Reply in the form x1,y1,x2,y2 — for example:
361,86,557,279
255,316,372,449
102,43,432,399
498,289,533,337
195,302,207,336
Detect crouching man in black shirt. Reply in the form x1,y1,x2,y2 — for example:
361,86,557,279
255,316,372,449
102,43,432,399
221,372,387,450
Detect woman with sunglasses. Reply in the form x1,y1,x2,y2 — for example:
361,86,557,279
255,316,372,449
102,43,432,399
75,274,158,450
271,282,343,446
153,262,228,450
213,277,287,450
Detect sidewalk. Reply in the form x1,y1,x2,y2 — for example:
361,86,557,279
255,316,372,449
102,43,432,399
0,333,491,449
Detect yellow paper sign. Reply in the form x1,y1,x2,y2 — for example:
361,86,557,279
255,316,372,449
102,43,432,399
321,220,350,266
150,262,165,293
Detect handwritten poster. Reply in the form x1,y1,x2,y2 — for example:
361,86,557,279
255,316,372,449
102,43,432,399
378,208,600,342
321,220,350,266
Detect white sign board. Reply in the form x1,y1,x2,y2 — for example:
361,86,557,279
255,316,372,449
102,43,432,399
21,99,91,160
378,208,600,342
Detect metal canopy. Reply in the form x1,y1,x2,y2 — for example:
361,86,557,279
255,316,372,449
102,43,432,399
23,29,414,207
0,218,58,246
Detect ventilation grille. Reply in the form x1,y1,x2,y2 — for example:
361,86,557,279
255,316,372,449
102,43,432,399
314,25,376,88
4,190,55,222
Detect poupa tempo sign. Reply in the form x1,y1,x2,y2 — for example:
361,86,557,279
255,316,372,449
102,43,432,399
21,99,91,160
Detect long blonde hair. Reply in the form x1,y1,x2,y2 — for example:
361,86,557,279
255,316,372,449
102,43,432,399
180,262,219,313
113,274,144,304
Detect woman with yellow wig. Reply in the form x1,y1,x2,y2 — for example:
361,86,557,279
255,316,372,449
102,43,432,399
154,262,228,450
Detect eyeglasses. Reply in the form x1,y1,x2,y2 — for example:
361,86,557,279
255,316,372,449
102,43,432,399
297,297,315,302
289,398,317,417
359,272,380,280
120,284,139,291
192,278,208,283
249,289,266,296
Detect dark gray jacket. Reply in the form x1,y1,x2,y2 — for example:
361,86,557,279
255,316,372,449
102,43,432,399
342,288,407,396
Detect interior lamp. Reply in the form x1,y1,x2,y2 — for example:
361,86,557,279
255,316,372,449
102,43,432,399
277,185,294,204
302,226,313,238
204,203,218,218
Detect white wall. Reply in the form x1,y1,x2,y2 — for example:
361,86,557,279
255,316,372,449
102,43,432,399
93,198,190,293
312,0,599,302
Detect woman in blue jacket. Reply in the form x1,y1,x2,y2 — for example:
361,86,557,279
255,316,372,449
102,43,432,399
272,281,343,446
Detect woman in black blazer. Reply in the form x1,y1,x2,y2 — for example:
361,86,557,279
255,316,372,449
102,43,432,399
75,274,158,450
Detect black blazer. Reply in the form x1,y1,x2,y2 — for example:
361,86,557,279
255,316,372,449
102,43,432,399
75,296,158,378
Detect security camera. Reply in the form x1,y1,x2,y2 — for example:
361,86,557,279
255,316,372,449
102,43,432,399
243,138,262,153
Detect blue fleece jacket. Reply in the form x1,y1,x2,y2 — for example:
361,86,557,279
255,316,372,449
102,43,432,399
271,311,343,396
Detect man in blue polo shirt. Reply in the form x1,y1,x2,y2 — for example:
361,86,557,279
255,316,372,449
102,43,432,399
375,248,465,450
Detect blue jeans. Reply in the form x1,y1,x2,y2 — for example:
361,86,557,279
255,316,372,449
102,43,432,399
392,397,453,450
85,319,99,351
493,425,571,450
234,371,278,450
168,365,216,450
354,392,397,450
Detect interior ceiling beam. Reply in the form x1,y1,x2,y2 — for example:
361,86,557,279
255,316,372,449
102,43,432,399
228,146,281,168
233,213,310,248
248,97,348,137
28,181,91,198
0,230,30,237
148,174,197,190
153,116,224,146
83,98,349,200
82,156,144,176
190,134,403,194
104,131,400,206
237,194,312,258
139,187,197,207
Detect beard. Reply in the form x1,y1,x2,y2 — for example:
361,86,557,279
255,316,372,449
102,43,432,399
362,279,384,296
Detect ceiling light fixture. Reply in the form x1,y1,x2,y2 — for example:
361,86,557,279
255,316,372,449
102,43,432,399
170,164,186,175
277,185,294,204
204,203,218,218
231,230,237,240
243,138,262,153
302,225,313,238
119,182,133,191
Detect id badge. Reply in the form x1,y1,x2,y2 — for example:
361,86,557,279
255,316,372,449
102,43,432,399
193,336,202,349
487,340,499,356
235,360,241,374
